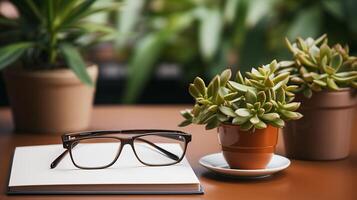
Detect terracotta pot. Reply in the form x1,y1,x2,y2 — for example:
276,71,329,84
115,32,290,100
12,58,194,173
3,65,98,133
218,124,278,169
283,89,357,160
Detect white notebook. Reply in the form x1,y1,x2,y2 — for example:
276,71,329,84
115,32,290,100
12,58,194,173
8,144,202,194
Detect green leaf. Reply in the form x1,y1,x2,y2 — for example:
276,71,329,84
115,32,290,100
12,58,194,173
193,77,206,96
257,91,266,104
180,109,193,120
263,102,273,112
0,42,33,70
245,89,257,104
254,120,267,129
282,102,301,111
122,31,169,103
279,110,303,120
232,116,249,125
270,118,285,128
240,122,253,131
327,78,339,90
330,54,343,71
199,7,222,60
235,108,251,117
189,84,201,98
219,106,236,117
313,79,327,87
116,0,145,48
287,6,321,39
220,69,232,86
235,71,245,84
60,43,93,86
178,119,192,127
273,72,289,84
279,61,295,68
250,115,260,125
205,116,220,130
261,113,280,121
264,77,274,87
228,81,256,92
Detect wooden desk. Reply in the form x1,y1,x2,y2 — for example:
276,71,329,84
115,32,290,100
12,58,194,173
0,106,356,200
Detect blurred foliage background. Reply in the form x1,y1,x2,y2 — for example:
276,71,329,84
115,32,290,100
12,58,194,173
0,0,357,104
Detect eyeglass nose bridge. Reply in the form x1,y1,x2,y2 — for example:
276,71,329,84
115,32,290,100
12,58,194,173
119,138,134,145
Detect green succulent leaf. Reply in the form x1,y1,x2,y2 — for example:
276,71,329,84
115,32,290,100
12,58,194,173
282,102,301,111
264,77,274,87
257,91,266,104
330,54,343,70
189,84,201,98
261,113,280,121
228,81,255,92
254,120,267,129
279,110,303,120
271,118,285,128
220,69,232,86
178,119,192,127
235,71,245,84
205,116,220,130
240,122,254,131
273,72,290,84
326,78,339,90
219,106,236,117
235,108,251,117
313,79,327,87
249,115,260,125
180,109,193,119
232,116,249,125
207,75,220,97
193,77,206,96
245,89,257,104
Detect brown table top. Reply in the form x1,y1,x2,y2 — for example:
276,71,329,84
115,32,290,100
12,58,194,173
0,106,356,200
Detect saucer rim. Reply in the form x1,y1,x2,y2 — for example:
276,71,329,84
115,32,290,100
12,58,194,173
199,152,291,173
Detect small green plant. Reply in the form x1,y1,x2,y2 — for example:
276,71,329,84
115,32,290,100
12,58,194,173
279,34,357,98
0,0,117,86
179,60,303,131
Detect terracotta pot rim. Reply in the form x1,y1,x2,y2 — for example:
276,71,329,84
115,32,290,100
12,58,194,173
305,88,355,95
3,64,98,86
219,123,275,129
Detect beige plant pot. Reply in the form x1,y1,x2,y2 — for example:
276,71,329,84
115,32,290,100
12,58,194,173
3,65,98,134
283,89,357,160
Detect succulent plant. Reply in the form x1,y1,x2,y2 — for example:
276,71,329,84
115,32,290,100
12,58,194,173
278,34,357,98
179,60,303,132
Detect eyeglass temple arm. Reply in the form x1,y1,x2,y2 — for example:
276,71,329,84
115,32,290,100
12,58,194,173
50,141,79,169
135,138,180,161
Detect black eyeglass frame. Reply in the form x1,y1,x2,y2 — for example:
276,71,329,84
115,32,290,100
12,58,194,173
50,129,192,170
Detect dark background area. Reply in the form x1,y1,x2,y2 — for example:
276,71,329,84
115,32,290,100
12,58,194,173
1,0,356,105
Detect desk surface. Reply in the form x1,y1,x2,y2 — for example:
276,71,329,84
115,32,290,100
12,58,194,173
0,106,356,200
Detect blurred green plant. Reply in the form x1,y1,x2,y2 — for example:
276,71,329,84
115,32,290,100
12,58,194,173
278,34,357,98
179,60,302,131
115,0,357,103
0,0,118,86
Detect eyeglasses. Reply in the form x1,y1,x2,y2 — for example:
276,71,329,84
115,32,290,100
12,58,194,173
50,130,192,169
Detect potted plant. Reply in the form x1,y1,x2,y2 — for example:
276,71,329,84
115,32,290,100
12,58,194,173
179,60,302,169
278,35,357,160
0,1,117,133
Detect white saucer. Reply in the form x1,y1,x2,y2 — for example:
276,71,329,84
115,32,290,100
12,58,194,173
199,153,290,178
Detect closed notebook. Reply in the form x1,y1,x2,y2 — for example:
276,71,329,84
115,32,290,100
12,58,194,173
8,144,202,194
